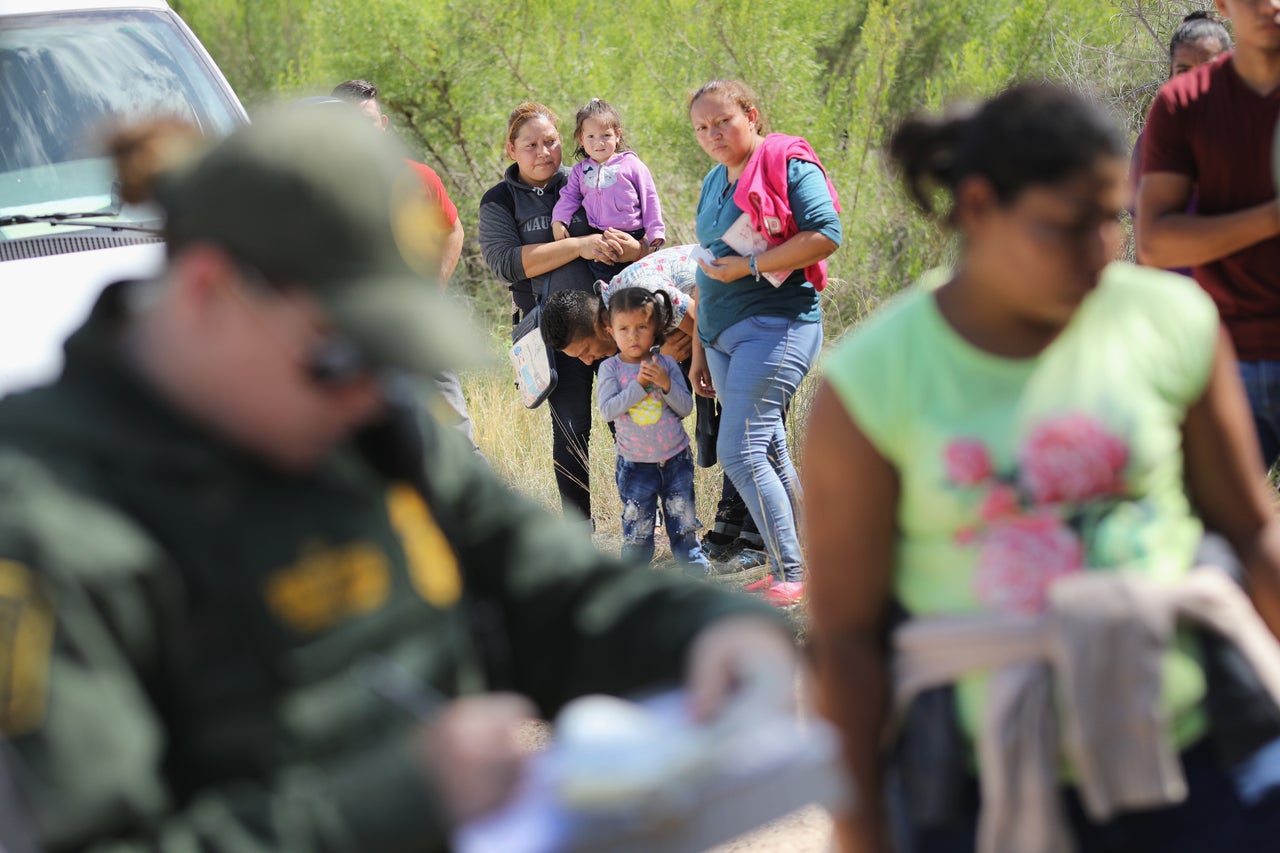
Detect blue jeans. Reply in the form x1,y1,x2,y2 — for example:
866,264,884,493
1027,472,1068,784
892,736,1280,853
703,315,822,583
615,447,710,573
1239,360,1280,473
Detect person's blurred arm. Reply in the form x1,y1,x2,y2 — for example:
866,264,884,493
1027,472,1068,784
803,382,897,853
1136,173,1280,268
1134,83,1280,268
411,163,463,286
439,218,464,286
1182,329,1280,638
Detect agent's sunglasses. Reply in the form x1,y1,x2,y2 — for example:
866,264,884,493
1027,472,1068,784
304,334,371,387
236,263,375,388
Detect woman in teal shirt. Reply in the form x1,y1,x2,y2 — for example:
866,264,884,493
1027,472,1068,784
687,79,841,607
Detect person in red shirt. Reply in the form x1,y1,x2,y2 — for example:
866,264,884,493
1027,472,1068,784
1136,0,1280,472
330,80,463,283
331,79,475,447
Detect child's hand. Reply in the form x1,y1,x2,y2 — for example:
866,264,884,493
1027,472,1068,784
637,358,671,394
551,221,570,241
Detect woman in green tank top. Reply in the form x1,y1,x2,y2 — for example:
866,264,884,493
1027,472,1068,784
804,83,1280,853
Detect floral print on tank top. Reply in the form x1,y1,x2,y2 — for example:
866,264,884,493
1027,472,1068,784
944,413,1131,614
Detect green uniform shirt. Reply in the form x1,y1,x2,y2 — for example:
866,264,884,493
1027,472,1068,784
0,282,773,851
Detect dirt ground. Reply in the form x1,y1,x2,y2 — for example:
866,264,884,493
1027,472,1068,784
708,805,833,851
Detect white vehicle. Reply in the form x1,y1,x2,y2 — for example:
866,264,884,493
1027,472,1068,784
0,0,246,396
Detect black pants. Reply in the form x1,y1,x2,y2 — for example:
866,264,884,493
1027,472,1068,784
586,227,647,284
695,391,759,539
547,350,597,520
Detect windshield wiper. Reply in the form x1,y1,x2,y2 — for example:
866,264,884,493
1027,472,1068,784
0,211,161,235
0,211,112,226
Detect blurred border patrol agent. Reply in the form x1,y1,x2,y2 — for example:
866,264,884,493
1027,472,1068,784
0,106,795,850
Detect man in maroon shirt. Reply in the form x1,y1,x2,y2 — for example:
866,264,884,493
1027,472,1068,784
1137,0,1280,471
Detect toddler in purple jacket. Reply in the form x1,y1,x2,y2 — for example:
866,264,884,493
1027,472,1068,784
551,99,665,282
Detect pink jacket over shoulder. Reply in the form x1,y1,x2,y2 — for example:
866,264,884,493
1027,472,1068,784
733,133,841,291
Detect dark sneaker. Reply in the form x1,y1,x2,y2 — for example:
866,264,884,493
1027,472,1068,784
700,532,740,561
707,548,771,589
719,547,768,572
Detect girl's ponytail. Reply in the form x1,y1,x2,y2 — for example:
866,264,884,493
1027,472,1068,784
887,108,974,217
649,289,674,348
887,84,1125,222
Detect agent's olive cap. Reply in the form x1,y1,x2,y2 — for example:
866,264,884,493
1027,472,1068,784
158,105,486,375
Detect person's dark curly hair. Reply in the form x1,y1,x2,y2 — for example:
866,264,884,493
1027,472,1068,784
541,290,602,351
1170,11,1231,63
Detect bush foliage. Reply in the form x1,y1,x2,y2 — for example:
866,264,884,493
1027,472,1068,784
173,0,1216,335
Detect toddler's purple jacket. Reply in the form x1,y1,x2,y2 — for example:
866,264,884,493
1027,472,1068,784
551,150,665,247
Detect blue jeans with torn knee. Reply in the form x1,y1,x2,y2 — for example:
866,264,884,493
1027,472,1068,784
615,447,710,573
703,315,822,583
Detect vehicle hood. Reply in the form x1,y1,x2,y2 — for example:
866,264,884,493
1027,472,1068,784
0,241,163,397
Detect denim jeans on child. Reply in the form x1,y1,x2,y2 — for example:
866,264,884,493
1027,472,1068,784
1239,360,1280,473
703,315,822,583
615,447,710,573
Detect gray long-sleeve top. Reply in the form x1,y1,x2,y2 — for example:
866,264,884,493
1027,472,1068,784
478,163,594,315
597,353,693,463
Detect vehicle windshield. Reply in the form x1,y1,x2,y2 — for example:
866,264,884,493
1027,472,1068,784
0,9,241,229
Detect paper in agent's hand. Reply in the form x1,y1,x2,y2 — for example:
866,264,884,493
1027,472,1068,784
453,689,849,853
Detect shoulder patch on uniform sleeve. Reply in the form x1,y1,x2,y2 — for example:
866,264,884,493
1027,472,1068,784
386,485,462,608
0,560,54,737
